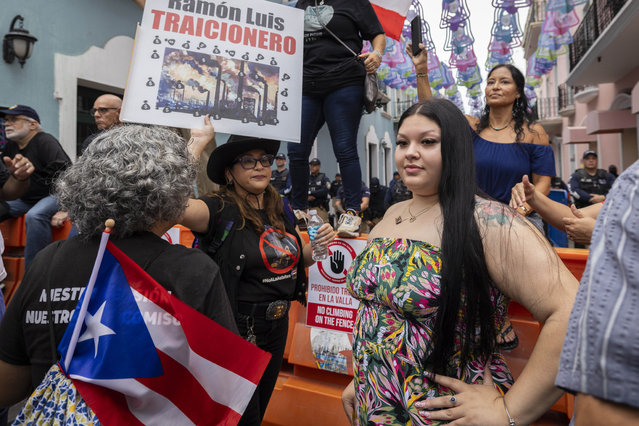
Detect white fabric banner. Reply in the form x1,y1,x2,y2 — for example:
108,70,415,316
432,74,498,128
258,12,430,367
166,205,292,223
121,0,304,142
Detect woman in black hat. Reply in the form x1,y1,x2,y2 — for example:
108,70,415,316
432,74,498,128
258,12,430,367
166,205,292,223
182,118,334,425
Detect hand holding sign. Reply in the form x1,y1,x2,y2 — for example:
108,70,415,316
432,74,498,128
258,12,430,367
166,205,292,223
330,251,345,275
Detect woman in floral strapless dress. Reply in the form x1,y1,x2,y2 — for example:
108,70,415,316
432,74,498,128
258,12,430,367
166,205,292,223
341,99,578,425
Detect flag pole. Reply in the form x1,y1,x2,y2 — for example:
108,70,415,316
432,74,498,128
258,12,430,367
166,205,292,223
63,219,115,372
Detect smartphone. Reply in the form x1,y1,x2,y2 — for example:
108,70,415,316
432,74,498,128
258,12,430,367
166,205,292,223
410,15,423,57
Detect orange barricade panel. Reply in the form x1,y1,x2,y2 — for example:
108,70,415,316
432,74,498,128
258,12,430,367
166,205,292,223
555,247,589,281
502,318,542,378
0,216,26,248
508,300,535,319
283,302,303,360
175,224,195,248
2,256,24,305
263,375,351,426
2,256,23,286
287,322,321,370
51,221,73,242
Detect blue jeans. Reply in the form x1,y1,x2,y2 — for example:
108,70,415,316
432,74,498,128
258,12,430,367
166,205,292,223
288,85,364,212
7,195,60,268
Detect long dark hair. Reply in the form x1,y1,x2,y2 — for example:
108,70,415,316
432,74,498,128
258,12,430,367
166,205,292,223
398,99,497,375
477,64,535,143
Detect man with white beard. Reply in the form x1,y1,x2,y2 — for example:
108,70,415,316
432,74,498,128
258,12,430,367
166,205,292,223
0,105,70,268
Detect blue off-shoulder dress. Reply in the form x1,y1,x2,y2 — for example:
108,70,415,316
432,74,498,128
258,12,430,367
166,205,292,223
472,129,556,204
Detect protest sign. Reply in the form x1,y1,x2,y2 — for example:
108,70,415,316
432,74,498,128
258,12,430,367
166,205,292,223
121,0,303,142
306,238,366,333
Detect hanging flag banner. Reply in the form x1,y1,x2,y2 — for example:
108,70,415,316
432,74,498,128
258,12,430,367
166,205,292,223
306,238,366,333
369,0,412,41
121,0,304,142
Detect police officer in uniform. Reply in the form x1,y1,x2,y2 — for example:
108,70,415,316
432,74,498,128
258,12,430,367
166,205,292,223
569,150,615,209
308,158,330,223
270,153,291,197
363,177,388,230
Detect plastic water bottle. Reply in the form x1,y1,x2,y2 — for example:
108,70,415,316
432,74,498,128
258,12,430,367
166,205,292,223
308,210,328,261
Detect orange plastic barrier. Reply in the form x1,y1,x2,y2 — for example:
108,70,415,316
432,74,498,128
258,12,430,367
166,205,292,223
554,247,589,281
0,216,26,249
174,224,195,248
2,255,25,305
51,221,73,242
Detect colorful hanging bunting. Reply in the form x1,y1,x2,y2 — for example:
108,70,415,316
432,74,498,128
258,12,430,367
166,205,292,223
525,0,588,98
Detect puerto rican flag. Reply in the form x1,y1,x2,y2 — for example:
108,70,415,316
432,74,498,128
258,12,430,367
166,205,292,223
57,236,270,425
370,0,413,40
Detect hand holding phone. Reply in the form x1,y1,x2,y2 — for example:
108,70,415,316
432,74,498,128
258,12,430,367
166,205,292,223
410,16,423,57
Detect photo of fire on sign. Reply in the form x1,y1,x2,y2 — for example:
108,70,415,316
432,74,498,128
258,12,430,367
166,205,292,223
156,47,280,126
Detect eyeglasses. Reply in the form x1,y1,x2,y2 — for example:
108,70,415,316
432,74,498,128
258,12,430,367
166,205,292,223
232,154,274,170
2,116,31,124
90,107,118,115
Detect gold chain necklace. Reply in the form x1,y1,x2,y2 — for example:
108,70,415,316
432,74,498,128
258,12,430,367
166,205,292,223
395,202,438,224
489,118,512,131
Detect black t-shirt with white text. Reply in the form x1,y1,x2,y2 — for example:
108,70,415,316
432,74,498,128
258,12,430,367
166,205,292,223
296,0,384,95
0,233,237,389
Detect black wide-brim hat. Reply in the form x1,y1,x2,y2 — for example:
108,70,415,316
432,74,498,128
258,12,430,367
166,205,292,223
206,135,280,185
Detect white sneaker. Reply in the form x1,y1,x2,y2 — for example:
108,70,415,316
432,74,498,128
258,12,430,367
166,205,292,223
337,212,361,237
294,209,309,230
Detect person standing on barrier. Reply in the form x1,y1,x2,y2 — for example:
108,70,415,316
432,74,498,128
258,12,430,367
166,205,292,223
182,118,335,425
288,0,385,238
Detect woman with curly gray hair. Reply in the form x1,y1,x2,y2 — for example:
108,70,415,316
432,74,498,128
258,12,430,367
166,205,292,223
0,124,237,410
56,125,196,238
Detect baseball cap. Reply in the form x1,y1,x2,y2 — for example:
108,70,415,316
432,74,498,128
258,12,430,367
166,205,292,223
275,153,286,159
0,104,41,123
582,150,597,159
309,158,321,165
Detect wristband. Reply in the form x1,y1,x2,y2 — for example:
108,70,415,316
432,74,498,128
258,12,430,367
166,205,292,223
416,72,428,78
372,50,382,61
502,397,515,426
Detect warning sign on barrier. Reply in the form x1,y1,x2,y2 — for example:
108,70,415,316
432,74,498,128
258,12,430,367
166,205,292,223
306,238,366,333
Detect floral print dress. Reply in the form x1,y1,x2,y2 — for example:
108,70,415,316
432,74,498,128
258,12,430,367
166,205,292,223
346,238,513,425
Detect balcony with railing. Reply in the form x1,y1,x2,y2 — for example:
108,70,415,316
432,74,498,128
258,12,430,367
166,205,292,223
569,0,627,70
523,0,547,59
566,0,638,86
534,96,562,134
558,84,575,116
